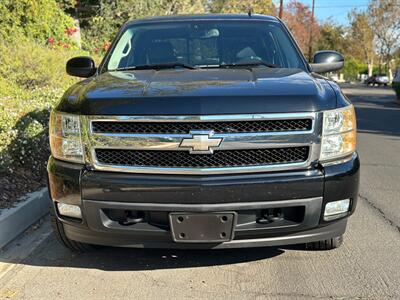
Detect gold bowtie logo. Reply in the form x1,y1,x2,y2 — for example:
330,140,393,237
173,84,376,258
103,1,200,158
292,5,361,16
180,131,223,154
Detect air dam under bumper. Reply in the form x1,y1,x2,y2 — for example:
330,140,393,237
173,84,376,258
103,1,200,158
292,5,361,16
47,153,360,248
63,214,347,249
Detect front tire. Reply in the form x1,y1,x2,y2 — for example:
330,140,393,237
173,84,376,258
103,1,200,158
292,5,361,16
305,235,343,250
50,208,95,253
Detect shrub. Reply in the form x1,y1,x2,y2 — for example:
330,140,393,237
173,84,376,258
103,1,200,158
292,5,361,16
0,39,84,177
80,0,207,53
0,0,95,205
0,0,75,44
0,38,78,90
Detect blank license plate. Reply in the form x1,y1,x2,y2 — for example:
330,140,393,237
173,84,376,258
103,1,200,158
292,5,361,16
169,212,236,243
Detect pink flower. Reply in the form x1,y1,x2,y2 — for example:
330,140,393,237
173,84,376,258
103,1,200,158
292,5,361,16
102,42,110,51
65,27,78,36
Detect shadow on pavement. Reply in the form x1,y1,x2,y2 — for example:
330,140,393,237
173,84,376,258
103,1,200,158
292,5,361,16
11,234,285,271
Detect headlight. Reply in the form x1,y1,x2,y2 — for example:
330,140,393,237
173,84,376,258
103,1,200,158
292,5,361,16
320,105,356,161
49,111,84,163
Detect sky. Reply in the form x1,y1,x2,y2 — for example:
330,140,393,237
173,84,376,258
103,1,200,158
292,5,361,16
274,0,369,25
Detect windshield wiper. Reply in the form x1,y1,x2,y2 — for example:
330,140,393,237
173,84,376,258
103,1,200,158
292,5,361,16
114,62,196,71
218,61,278,69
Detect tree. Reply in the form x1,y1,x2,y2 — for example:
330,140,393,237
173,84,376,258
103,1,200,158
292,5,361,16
316,21,348,54
348,10,375,76
368,0,400,80
209,0,275,15
56,0,77,11
163,0,206,15
342,57,365,81
282,0,320,57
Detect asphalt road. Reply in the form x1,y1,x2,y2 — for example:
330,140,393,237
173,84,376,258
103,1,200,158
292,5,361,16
1,84,399,300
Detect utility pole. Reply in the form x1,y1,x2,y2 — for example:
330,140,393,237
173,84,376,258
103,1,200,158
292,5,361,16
279,0,284,18
307,0,315,62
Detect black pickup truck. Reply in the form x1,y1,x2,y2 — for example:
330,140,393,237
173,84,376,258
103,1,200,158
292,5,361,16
47,14,359,252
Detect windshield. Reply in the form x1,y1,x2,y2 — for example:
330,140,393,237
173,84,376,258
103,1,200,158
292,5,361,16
106,20,306,71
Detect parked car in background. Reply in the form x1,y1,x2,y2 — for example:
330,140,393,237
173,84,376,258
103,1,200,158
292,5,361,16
366,74,389,86
359,74,368,83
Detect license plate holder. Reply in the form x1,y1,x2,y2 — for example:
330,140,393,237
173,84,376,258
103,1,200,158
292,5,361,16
169,212,236,243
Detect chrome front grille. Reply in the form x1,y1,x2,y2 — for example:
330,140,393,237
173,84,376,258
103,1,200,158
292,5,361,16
82,113,322,175
91,119,312,134
95,147,310,168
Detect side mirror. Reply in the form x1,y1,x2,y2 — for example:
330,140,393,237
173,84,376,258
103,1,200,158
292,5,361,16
66,56,96,78
310,51,344,74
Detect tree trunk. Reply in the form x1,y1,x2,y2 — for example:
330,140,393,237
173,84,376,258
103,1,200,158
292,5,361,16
388,66,393,82
71,19,81,49
367,59,373,77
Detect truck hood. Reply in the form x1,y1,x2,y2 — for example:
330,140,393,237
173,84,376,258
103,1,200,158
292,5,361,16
58,68,337,115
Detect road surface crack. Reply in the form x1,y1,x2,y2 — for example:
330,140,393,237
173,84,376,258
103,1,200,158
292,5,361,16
359,194,400,233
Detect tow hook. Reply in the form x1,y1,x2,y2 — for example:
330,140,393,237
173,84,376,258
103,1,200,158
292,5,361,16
257,208,284,224
120,217,144,226
119,211,145,226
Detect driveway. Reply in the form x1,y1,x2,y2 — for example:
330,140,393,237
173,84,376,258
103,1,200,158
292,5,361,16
0,84,399,300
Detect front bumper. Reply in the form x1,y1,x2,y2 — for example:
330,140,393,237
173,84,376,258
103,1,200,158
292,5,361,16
47,153,360,248
62,215,347,249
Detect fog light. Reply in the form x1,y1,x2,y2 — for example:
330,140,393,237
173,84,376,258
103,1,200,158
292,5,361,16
324,199,350,221
57,203,82,219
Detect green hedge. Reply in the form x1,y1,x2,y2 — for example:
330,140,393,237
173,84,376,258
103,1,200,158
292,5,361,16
0,39,84,178
0,0,74,43
0,0,87,184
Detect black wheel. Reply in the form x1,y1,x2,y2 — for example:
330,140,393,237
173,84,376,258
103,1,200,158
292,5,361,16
305,235,343,250
50,207,95,253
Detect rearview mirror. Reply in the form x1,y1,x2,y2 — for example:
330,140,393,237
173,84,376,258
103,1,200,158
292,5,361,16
310,51,344,74
66,56,96,78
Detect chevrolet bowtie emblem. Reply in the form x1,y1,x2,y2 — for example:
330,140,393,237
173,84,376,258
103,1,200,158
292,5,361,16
180,131,223,154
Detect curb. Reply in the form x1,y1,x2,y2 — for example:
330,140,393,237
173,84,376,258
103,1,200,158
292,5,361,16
0,187,49,249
